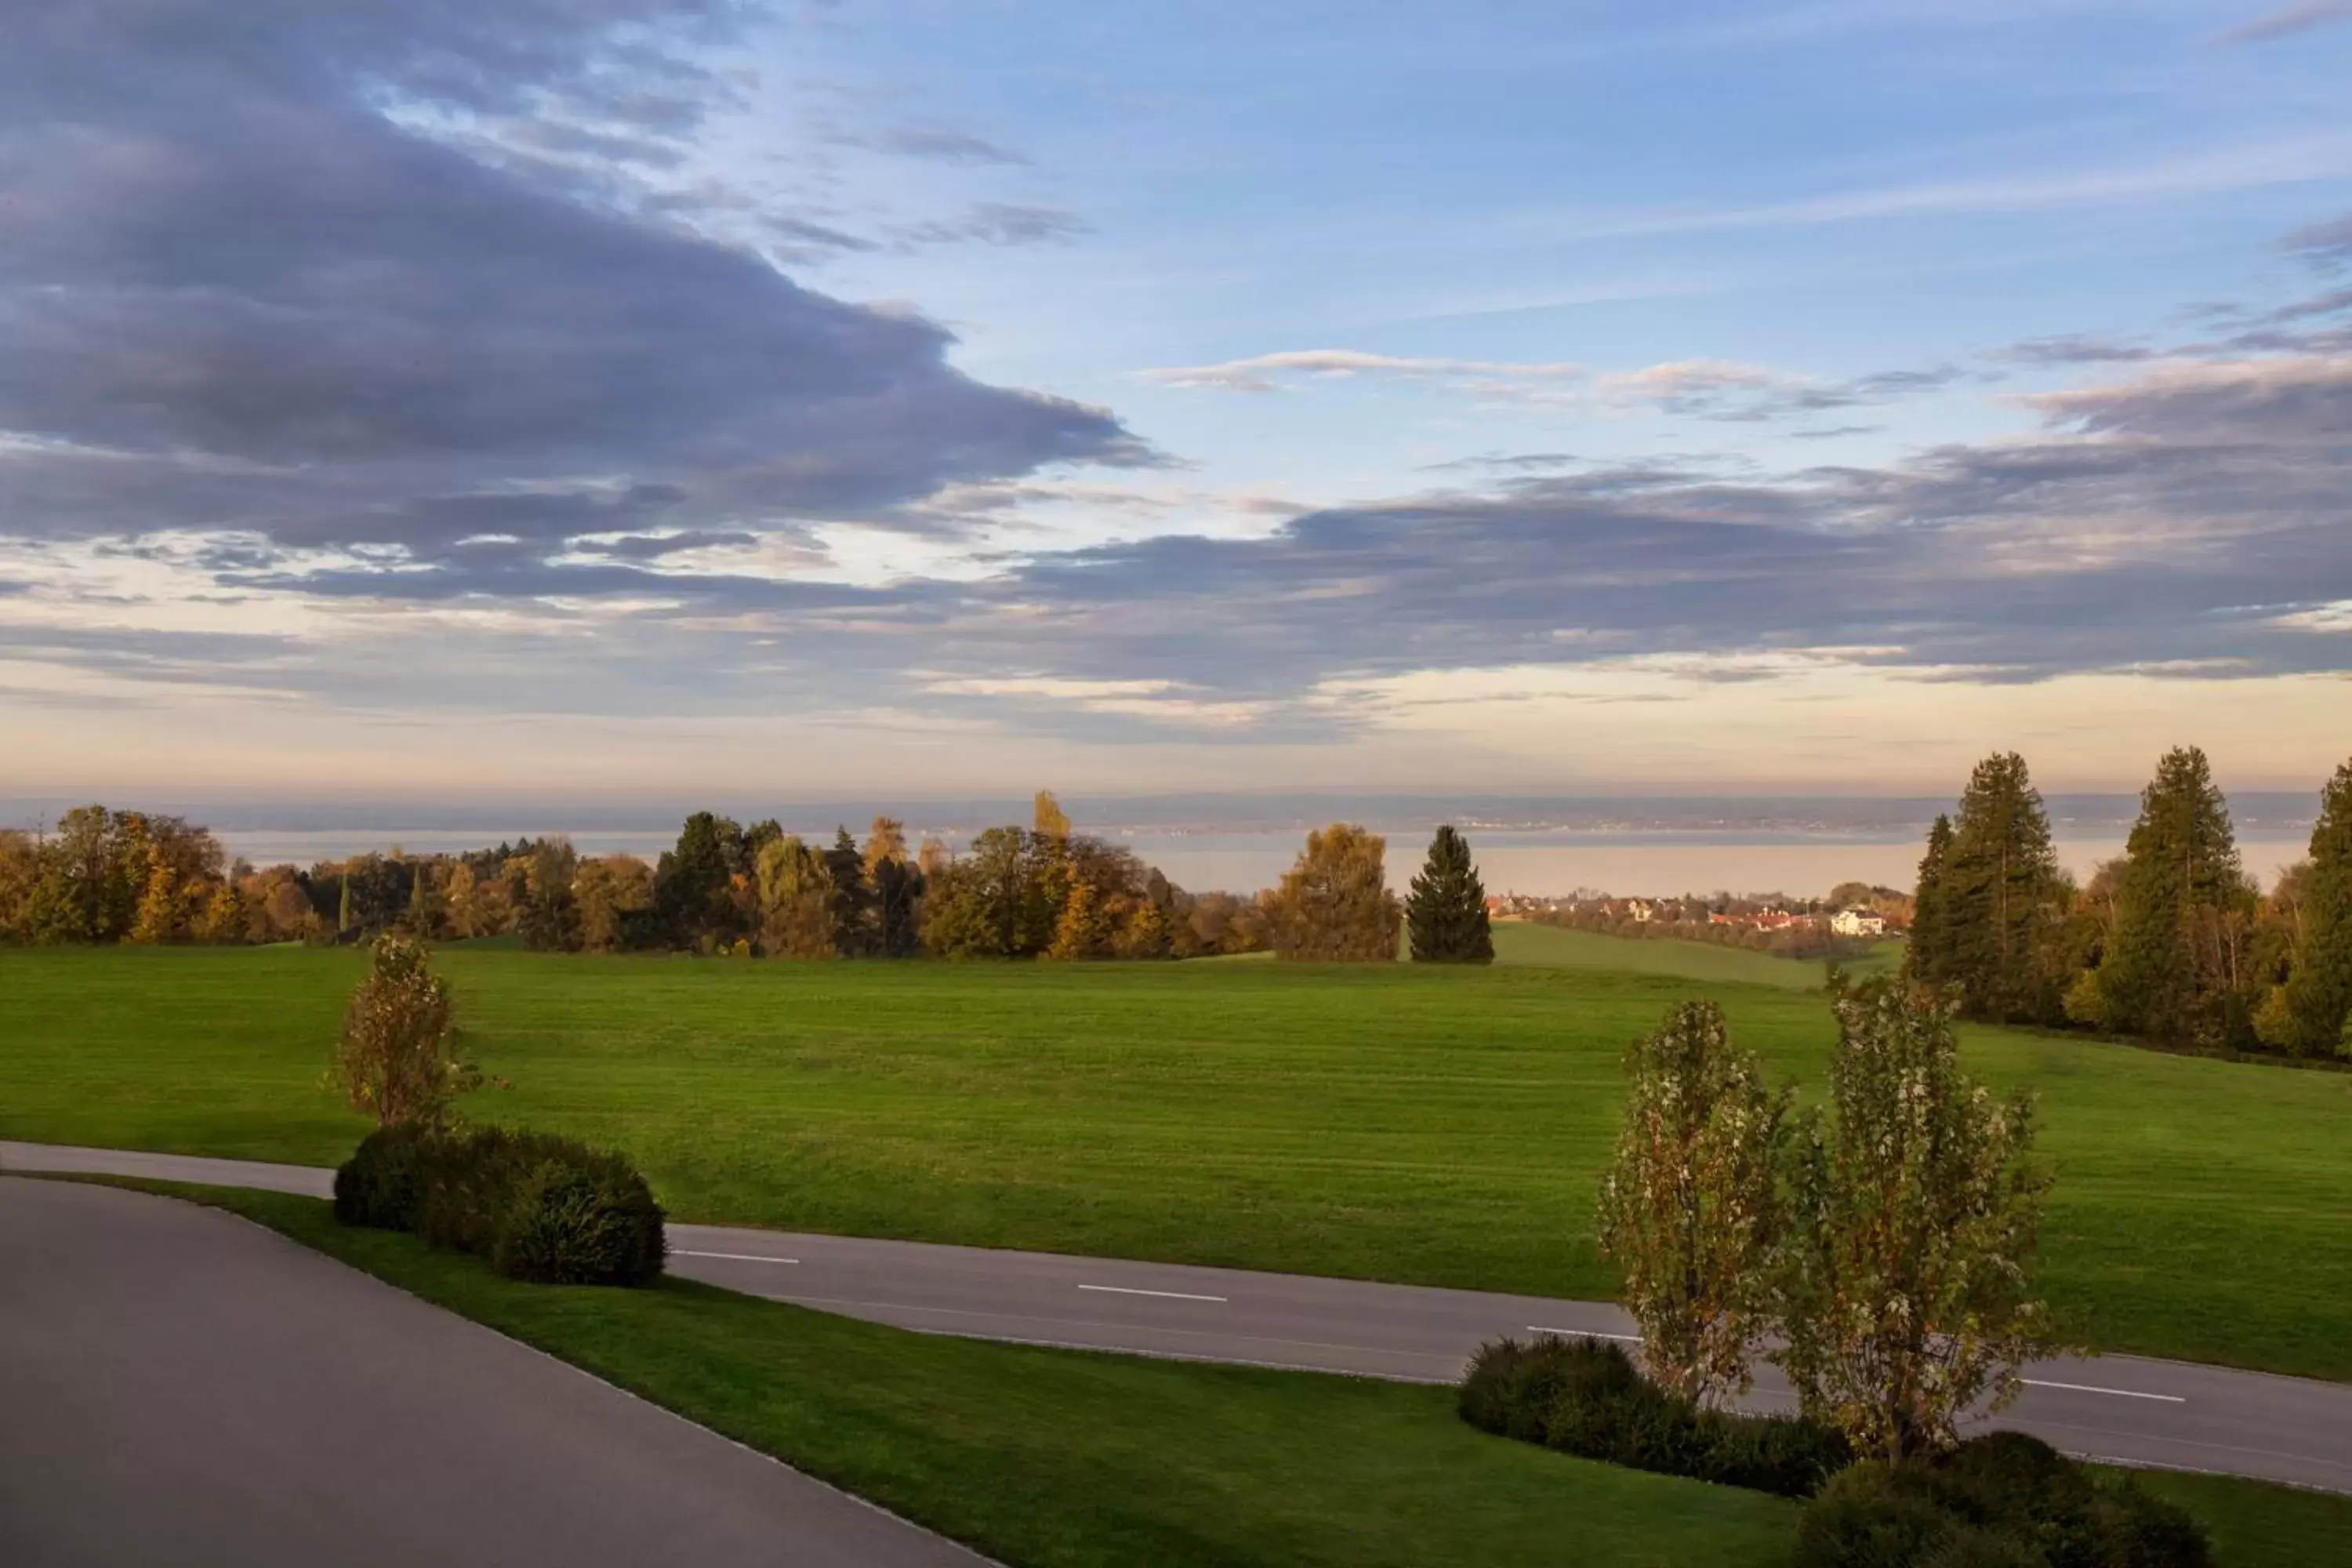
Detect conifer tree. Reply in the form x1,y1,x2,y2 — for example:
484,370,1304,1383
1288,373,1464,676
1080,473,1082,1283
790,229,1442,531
2281,757,2352,1058
825,826,877,956
1406,825,1494,964
1940,753,2070,1023
2097,746,2256,1045
1904,814,1955,989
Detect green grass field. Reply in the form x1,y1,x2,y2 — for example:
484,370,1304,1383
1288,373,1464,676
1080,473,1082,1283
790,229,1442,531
5,945,2349,1380
71,1178,2352,1568
1490,921,1831,988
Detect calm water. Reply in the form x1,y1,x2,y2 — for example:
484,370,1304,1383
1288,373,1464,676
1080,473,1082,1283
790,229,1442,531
199,825,2313,899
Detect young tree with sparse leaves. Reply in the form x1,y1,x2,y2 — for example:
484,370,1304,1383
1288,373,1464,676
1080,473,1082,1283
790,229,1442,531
1406,825,1493,964
326,935,480,1128
1771,978,2059,1462
1597,1001,1789,1406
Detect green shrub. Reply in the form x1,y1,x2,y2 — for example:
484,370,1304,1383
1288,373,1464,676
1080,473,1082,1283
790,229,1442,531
334,1124,666,1287
1458,1336,1849,1498
1790,1435,2211,1568
332,1123,437,1229
490,1152,666,1287
1794,1464,1967,1568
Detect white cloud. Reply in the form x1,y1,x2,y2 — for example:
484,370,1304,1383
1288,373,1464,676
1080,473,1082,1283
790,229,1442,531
1137,349,1581,394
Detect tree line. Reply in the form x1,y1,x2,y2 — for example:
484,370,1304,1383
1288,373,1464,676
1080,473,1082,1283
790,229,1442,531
1905,748,2352,1058
0,791,1501,964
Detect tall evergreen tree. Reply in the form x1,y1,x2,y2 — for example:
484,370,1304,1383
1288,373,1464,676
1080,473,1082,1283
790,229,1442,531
655,811,747,948
825,826,876,956
873,856,924,958
2096,746,2256,1045
1940,753,2070,1023
2281,757,2352,1058
1904,814,1955,989
1406,825,1494,964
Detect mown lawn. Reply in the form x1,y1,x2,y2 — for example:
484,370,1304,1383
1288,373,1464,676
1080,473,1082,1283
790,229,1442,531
1490,920,1830,988
5,945,2349,1379
132,1181,1799,1568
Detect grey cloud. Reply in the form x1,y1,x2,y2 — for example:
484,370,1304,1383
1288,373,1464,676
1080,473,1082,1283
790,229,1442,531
906,358,2352,706
1788,425,1881,440
852,128,1030,166
0,1,1145,561
1999,335,2159,365
896,203,1090,248
1417,452,1581,473
2282,212,2352,267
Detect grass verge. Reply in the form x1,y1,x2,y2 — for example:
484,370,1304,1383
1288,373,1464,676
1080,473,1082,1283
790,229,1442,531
88,1178,1797,1568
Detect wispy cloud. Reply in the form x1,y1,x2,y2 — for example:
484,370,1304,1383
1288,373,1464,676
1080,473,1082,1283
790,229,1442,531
1543,135,2352,241
2213,2,2352,46
1138,350,1581,394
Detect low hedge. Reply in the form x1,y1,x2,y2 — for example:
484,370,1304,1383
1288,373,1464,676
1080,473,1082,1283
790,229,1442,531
1793,1432,2211,1568
335,1124,666,1287
1458,1335,1851,1497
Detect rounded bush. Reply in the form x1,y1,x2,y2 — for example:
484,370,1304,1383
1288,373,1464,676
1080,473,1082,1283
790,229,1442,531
490,1154,667,1287
1792,1462,1960,1568
332,1123,437,1229
2076,1478,2212,1568
334,1123,666,1288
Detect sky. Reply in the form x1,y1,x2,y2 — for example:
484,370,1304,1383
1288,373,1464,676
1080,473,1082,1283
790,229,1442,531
3,0,2350,804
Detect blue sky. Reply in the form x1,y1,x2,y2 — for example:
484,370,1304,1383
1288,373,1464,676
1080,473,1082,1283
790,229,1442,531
2,1,2349,800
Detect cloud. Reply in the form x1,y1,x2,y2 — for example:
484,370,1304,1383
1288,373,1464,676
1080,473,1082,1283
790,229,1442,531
1552,134,2352,241
2282,211,2352,268
1594,360,1966,421
1139,350,1582,394
895,203,1089,247
853,127,1031,166
0,2,1147,576
2214,2,2352,45
1999,335,2160,365
916,352,2352,710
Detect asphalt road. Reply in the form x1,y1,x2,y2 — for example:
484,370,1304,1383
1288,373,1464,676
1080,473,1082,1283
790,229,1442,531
10,1139,2351,1495
0,1174,988,1568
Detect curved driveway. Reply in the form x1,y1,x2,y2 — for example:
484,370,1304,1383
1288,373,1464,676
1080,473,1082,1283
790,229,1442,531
0,1175,986,1568
10,1140,2351,1496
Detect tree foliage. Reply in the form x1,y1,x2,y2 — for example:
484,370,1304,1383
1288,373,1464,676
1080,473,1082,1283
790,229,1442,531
2279,757,2352,1058
2092,747,2257,1047
1597,1001,1790,1406
755,834,837,959
1936,754,2072,1024
1770,979,2058,1462
1406,825,1494,964
1902,815,1955,989
1265,823,1400,961
326,935,480,1128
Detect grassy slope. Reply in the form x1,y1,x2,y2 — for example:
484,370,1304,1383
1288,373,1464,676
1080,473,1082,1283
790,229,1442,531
1490,921,1827,988
5,946,2349,1379
122,1181,1798,1568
